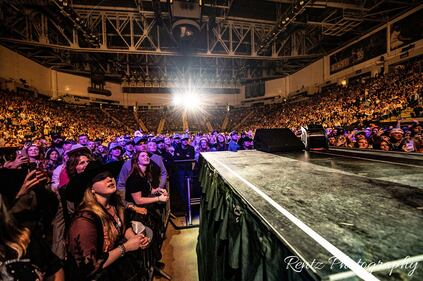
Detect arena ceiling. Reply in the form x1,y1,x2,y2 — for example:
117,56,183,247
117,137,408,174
0,0,419,86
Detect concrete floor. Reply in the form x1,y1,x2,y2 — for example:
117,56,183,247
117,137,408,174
155,218,199,281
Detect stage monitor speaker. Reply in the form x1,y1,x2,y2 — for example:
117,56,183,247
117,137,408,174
254,128,305,152
301,124,328,150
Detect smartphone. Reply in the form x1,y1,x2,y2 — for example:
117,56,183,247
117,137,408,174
28,162,37,171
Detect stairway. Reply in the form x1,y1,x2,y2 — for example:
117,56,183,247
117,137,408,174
182,111,189,131
205,119,213,132
157,118,165,134
133,111,148,132
233,110,254,131
221,113,229,131
101,108,132,132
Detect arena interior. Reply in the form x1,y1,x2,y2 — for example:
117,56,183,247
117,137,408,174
0,1,422,281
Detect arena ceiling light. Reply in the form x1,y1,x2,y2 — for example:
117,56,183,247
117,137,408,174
184,92,200,110
172,91,201,111
172,94,183,106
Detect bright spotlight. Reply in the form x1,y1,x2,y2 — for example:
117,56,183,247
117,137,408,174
172,91,202,110
173,95,183,106
184,93,200,109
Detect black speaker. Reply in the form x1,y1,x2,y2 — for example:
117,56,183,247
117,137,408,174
300,124,328,150
254,128,305,152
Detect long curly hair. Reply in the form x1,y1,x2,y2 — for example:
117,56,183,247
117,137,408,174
0,195,31,261
66,151,92,179
129,151,153,181
79,188,124,245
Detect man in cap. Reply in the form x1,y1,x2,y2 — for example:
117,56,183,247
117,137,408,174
241,137,254,150
123,140,135,160
390,128,406,151
172,134,181,149
134,130,143,138
134,136,149,152
117,136,127,147
155,137,174,174
106,143,123,163
228,131,240,152
174,133,195,207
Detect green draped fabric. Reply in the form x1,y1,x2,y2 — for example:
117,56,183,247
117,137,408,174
196,157,315,281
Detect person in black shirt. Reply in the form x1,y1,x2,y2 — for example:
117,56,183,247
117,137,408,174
173,134,195,209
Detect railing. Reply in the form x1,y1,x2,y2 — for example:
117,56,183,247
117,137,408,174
171,159,200,229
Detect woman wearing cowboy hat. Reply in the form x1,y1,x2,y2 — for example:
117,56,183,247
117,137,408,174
67,162,151,281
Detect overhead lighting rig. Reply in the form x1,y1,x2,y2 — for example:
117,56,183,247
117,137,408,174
257,0,311,54
52,0,100,47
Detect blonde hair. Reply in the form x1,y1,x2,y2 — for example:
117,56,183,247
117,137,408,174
0,195,31,260
79,188,124,244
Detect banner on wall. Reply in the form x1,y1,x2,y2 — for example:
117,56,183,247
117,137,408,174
329,28,387,74
390,8,423,51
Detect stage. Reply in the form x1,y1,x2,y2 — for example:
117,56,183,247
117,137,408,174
197,150,423,281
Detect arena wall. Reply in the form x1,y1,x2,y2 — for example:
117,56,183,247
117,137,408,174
0,45,50,94
0,44,242,107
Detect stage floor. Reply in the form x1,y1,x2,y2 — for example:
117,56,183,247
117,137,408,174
201,150,423,281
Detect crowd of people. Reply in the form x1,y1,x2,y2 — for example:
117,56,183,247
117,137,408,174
0,122,258,280
0,89,127,147
239,61,422,133
1,57,422,280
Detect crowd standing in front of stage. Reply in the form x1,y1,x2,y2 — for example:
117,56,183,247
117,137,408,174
0,59,422,280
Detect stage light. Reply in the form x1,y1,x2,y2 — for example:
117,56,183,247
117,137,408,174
183,92,200,109
172,90,202,110
173,95,183,106
299,1,304,5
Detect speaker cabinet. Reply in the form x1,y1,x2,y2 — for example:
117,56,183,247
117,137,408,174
301,124,328,150
254,128,305,152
